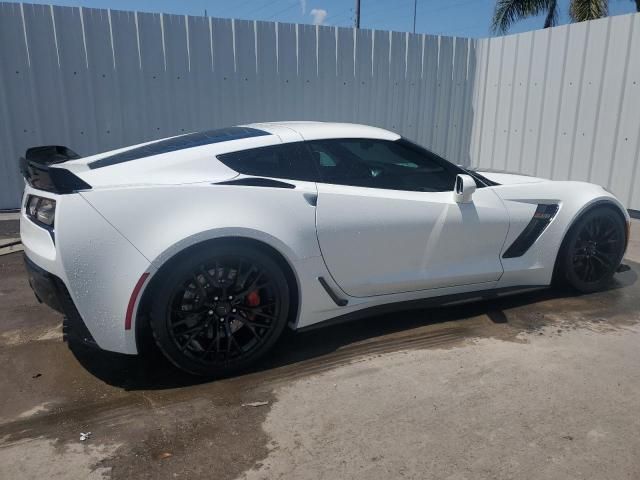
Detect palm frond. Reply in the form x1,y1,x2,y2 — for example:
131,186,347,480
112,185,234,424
491,0,556,34
570,0,608,22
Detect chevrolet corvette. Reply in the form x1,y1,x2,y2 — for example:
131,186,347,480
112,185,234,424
20,122,630,375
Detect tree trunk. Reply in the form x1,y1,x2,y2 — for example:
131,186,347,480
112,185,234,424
543,0,558,28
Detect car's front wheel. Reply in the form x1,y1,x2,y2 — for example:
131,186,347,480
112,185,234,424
150,244,290,376
557,205,626,293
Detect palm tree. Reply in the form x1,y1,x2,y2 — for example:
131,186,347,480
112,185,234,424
492,0,639,34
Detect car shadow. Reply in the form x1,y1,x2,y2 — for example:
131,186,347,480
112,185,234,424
69,263,638,391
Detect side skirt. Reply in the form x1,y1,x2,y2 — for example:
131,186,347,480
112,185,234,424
296,285,548,332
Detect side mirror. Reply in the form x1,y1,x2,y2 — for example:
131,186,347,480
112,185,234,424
453,174,476,204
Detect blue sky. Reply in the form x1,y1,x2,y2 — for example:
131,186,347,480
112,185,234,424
4,0,638,37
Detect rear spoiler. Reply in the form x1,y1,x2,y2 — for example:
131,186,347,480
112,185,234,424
20,145,91,193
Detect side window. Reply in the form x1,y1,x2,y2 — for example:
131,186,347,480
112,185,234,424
216,142,317,182
307,139,459,192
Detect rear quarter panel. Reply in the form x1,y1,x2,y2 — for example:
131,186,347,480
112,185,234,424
80,181,321,273
21,186,150,354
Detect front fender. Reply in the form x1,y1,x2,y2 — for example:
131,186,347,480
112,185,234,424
493,181,628,287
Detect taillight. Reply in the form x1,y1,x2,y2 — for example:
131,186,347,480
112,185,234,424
25,195,56,228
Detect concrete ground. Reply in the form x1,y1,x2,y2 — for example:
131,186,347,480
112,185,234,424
1,220,639,480
0,212,19,242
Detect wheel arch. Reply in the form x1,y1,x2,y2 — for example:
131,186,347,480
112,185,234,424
134,235,302,354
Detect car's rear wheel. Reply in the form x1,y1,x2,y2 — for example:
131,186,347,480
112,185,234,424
558,206,626,293
150,245,289,376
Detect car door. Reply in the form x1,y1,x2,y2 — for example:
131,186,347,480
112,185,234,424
309,138,509,298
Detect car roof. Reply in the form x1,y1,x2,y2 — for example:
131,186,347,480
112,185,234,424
61,121,401,172
243,121,400,142
56,122,404,187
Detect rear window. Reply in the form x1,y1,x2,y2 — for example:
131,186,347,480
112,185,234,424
217,142,317,181
89,127,270,169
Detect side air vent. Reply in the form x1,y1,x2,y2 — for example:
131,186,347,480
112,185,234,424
317,277,348,306
503,204,559,258
215,178,296,189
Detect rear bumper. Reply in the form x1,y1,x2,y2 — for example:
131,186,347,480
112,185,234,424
24,254,98,348
24,253,64,313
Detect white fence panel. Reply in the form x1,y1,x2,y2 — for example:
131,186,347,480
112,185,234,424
472,13,640,210
1,3,639,210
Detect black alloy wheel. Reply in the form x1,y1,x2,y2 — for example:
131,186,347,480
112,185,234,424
150,245,289,376
559,206,626,293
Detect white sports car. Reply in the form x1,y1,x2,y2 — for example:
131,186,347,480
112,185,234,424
20,122,630,375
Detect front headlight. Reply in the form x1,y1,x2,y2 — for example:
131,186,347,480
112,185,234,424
26,195,56,227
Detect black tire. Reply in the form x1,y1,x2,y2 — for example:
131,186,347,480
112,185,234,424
557,206,626,293
149,244,290,376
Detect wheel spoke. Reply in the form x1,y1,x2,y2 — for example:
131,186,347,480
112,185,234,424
582,259,591,281
601,227,616,240
250,311,276,321
178,320,210,351
236,283,271,302
172,310,207,326
237,273,264,297
234,261,243,289
180,321,210,337
244,319,270,330
230,333,242,353
191,275,208,306
200,265,217,288
224,321,242,354
215,324,221,354
238,302,275,313
199,330,221,359
235,272,271,297
593,252,612,267
237,308,272,325
236,265,257,291
232,315,261,339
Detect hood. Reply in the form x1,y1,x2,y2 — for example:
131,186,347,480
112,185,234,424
476,171,547,185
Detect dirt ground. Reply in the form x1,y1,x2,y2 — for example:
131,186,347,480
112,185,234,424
1,220,639,480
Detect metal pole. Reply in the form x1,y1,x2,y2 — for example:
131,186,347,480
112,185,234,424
355,0,361,28
412,0,417,33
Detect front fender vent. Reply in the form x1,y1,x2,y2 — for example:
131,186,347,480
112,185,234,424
503,204,559,258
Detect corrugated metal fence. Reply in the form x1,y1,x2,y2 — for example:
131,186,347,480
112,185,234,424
1,3,639,211
0,2,476,209
470,13,640,209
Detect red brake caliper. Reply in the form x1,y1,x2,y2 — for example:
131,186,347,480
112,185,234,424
245,290,260,319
